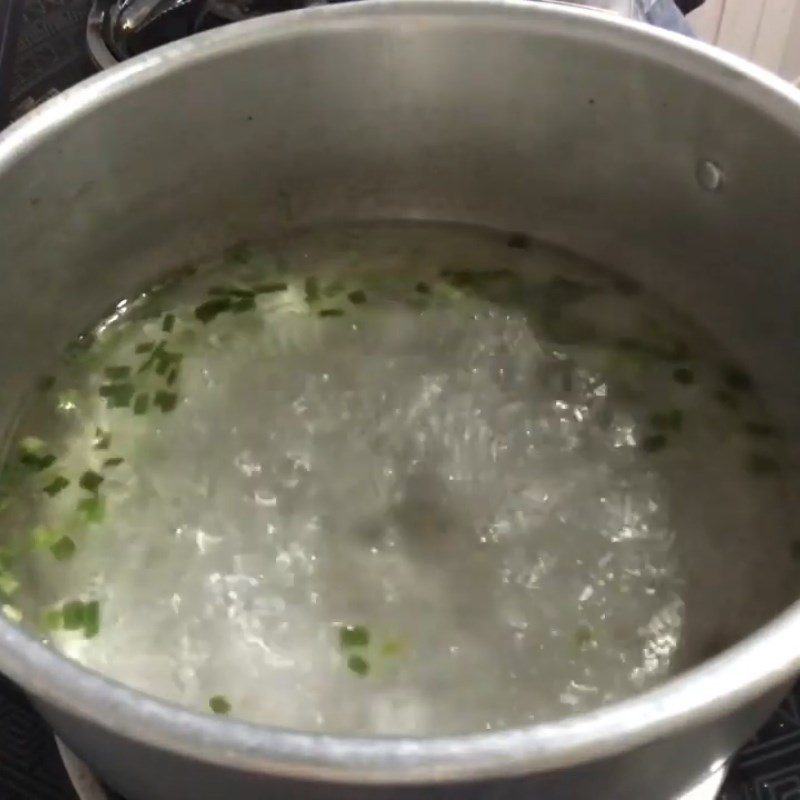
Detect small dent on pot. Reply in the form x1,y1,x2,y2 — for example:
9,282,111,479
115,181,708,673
696,159,725,193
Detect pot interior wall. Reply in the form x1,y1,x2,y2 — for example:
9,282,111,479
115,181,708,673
1,4,799,672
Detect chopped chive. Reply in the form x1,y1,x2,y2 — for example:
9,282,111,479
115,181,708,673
506,232,531,250
134,393,150,415
43,609,63,630
20,451,56,471
94,428,111,450
195,298,231,323
254,282,287,294
104,365,131,380
62,600,85,630
746,453,781,476
36,375,56,392
231,295,256,313
162,313,176,333
43,476,70,496
347,290,367,305
32,525,59,550
640,434,668,454
154,390,178,413
415,282,431,294
83,600,100,638
339,625,370,648
79,470,104,493
2,605,21,623
225,241,252,264
347,654,370,676
318,308,344,318
103,457,124,469
0,572,19,597
167,369,178,387
50,535,76,561
99,382,135,408
744,421,778,437
78,495,105,524
723,366,753,392
228,287,255,299
304,276,320,304
209,695,231,715
135,341,155,354
672,367,694,385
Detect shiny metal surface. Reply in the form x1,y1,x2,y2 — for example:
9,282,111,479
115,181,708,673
2,2,800,799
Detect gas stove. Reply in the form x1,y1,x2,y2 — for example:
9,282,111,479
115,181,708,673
1,0,799,797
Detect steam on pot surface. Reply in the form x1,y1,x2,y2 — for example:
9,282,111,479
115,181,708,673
0,221,790,735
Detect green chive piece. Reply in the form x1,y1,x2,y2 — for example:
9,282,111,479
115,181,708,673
318,308,344,318
43,476,70,496
79,470,104,493
339,625,370,648
50,535,76,561
94,428,111,450
347,654,370,676
231,296,256,313
135,341,155,354
640,434,668,454
723,366,753,392
415,282,431,294
78,495,105,524
744,421,778,437
162,313,176,333
672,367,694,385
209,695,232,715
746,453,781,476
83,600,100,638
254,282,287,294
104,366,131,380
348,290,367,305
134,393,150,415
19,438,56,471
43,609,63,630
103,457,124,469
20,451,56,471
0,572,19,597
304,277,320,304
574,624,594,649
62,600,85,630
32,525,59,550
154,390,178,413
167,369,178,387
225,241,252,264
99,382,135,408
195,298,231,323
228,287,256,299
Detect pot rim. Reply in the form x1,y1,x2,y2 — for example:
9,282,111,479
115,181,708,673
1,0,800,784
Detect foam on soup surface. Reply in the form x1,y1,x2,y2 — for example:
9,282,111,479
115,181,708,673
0,223,786,735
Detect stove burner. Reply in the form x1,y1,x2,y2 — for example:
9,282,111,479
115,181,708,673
57,737,728,800
86,0,325,69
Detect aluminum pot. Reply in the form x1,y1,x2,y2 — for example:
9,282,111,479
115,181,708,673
1,2,800,798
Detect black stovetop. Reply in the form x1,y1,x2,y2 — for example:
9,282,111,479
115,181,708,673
1,0,800,797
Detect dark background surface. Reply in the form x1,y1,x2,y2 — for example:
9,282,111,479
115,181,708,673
1,0,800,796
